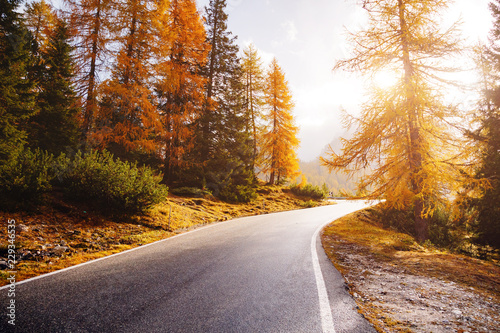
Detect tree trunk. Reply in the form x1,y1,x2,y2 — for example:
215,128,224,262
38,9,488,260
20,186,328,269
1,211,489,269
83,0,101,136
398,0,428,242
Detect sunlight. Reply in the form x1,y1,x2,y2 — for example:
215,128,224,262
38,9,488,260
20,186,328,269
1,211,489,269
372,70,400,90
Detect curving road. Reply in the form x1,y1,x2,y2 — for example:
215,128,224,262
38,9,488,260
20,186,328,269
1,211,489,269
1,201,376,333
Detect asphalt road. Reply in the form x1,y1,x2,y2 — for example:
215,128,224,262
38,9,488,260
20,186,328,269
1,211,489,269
1,201,376,333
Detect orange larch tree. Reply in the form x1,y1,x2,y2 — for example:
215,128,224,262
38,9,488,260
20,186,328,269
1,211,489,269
93,0,163,161
65,0,114,136
155,0,209,184
322,0,464,241
260,58,299,185
24,0,56,54
241,43,265,170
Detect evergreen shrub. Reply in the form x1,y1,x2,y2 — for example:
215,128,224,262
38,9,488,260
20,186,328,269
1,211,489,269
290,183,327,200
56,150,167,214
219,183,258,203
0,148,54,210
170,187,211,198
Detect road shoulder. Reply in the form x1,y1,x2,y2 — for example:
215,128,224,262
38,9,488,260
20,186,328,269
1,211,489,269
321,208,500,332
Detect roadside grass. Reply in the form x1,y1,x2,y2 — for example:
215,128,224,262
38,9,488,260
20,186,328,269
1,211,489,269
1,184,331,286
322,206,500,332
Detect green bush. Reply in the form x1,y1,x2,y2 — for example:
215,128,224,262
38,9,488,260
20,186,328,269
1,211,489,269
375,205,461,248
428,207,460,248
374,206,415,235
290,183,327,200
300,200,318,208
219,183,258,203
56,150,167,214
0,148,54,210
170,187,211,198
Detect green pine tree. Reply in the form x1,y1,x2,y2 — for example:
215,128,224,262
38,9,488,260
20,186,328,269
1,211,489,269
198,0,255,199
0,0,37,163
461,0,500,248
27,18,80,155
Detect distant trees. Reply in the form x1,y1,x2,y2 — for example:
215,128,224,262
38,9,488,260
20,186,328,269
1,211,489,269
323,0,464,242
260,58,299,185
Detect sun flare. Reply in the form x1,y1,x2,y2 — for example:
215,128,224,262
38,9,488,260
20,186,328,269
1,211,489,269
372,70,400,89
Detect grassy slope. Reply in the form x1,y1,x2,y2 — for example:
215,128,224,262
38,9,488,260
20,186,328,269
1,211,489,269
322,206,500,332
0,185,327,286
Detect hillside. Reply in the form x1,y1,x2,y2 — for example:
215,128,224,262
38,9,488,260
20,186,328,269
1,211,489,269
298,159,359,194
297,136,365,195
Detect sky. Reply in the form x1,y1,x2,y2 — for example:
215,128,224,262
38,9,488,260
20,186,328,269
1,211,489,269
197,0,494,162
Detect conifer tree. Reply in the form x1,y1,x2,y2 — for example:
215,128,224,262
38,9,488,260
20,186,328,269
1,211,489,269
27,17,80,155
241,43,264,170
65,0,114,136
23,0,56,98
0,0,37,163
200,0,238,161
261,58,299,185
322,0,464,242
459,0,500,247
198,0,253,195
24,0,55,53
155,0,209,184
94,0,162,162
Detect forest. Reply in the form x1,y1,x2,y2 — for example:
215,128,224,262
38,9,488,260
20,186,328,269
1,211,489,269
0,0,499,251
0,0,300,210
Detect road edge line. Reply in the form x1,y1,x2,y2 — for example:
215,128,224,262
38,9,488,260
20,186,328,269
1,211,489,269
311,220,337,333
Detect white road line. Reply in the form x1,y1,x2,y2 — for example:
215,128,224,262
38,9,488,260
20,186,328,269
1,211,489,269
311,220,337,333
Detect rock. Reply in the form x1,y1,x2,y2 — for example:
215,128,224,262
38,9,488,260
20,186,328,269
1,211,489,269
15,224,29,233
51,245,69,255
0,261,9,270
452,309,462,317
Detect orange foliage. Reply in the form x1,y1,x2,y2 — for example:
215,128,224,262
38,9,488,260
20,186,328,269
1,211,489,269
93,0,162,154
155,0,209,182
260,58,299,184
65,0,114,134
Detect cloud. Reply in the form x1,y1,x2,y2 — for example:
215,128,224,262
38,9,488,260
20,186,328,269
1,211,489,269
282,20,298,42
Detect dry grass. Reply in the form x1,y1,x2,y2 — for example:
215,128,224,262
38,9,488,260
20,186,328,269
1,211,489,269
0,184,330,286
322,207,500,332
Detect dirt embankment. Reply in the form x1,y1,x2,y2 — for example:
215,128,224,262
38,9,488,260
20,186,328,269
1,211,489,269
322,208,500,333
